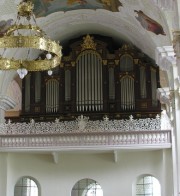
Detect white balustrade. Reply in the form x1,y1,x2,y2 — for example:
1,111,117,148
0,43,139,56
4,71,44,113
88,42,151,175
0,130,171,150
0,115,171,150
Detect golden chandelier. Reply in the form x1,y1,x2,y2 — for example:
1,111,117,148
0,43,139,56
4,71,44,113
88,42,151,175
0,0,62,78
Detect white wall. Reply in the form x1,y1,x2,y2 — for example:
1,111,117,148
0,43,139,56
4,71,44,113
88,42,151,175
0,149,173,196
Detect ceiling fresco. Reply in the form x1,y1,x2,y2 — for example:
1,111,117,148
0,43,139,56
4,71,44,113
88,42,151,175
32,0,122,17
134,10,166,36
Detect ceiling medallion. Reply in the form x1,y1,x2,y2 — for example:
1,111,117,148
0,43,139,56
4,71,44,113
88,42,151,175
0,0,62,79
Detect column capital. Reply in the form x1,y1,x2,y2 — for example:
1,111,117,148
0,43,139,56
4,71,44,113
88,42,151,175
157,87,173,106
156,46,176,71
152,0,175,10
173,31,180,59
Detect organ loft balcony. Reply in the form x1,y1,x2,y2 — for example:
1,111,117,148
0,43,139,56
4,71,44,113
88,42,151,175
0,114,171,151
2,35,171,152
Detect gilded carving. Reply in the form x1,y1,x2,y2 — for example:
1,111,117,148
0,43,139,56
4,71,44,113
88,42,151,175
103,60,108,65
134,59,139,64
141,102,147,109
81,34,97,51
0,1,62,71
63,56,71,61
71,61,76,67
115,60,120,65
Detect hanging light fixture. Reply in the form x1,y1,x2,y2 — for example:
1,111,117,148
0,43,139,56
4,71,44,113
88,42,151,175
0,0,62,78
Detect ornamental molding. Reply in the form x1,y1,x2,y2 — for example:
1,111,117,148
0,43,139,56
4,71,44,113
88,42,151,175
0,95,16,110
81,35,96,51
0,115,171,135
173,31,180,59
156,46,176,71
157,87,172,106
152,0,175,11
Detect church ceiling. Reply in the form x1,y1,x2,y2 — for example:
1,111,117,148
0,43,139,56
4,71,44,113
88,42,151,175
0,0,177,106
33,0,122,17
0,0,177,60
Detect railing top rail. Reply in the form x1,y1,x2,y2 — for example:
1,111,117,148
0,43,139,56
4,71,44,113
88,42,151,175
0,130,171,137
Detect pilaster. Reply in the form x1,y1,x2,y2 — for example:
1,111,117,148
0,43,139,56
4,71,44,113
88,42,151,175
173,30,180,196
156,43,180,196
157,87,173,120
173,31,180,77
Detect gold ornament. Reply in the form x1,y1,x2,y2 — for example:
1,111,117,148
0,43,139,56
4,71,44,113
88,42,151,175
81,35,97,51
0,0,62,78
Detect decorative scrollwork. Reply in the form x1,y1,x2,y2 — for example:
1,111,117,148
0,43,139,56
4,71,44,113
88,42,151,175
81,35,96,51
0,115,171,135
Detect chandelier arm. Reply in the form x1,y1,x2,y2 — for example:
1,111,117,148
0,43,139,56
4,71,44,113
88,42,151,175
0,36,62,57
6,25,43,36
0,56,61,71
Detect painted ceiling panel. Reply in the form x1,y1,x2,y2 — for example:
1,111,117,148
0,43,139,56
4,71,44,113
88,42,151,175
33,0,122,17
0,0,176,60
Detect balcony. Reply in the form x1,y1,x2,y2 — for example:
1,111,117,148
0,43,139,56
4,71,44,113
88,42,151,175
0,115,172,152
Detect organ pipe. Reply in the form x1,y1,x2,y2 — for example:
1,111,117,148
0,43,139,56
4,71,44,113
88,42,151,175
25,74,31,112
120,55,133,72
46,79,59,113
121,76,135,110
76,50,103,112
109,67,115,100
151,69,157,106
140,66,147,98
65,70,71,101
35,72,41,103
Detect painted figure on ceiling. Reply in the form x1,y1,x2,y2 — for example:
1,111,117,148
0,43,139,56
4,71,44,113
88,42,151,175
134,10,166,35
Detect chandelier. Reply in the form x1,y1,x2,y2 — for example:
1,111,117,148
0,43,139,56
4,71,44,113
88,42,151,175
0,0,62,79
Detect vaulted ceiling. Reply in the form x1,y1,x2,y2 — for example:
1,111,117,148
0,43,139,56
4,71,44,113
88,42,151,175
0,0,179,95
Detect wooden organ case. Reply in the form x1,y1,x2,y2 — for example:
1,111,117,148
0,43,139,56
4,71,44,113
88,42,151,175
19,34,161,122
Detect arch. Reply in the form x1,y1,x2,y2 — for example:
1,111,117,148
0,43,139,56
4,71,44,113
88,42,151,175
71,178,103,196
135,174,161,196
6,79,21,110
120,54,134,72
14,176,40,196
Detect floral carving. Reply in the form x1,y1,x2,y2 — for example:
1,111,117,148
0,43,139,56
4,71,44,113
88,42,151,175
0,115,171,135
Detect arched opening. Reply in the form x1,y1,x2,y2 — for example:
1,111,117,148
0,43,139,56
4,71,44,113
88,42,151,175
14,176,39,196
136,175,161,196
72,178,103,196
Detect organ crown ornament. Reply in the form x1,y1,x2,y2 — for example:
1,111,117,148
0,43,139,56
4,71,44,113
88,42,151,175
81,35,97,51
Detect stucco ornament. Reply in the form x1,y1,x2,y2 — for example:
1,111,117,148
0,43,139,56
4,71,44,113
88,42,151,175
0,115,171,135
77,115,89,131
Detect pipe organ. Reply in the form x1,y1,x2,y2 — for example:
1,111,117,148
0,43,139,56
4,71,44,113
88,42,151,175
46,79,59,113
19,35,161,122
76,50,103,112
